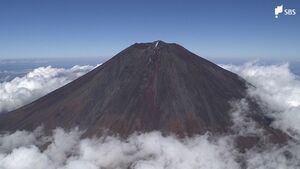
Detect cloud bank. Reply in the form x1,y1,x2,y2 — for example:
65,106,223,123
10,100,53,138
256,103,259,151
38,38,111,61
221,62,300,139
0,62,300,169
0,65,95,113
0,128,240,169
0,127,299,169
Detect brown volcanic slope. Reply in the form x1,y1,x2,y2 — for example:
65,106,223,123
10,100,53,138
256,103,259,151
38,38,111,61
0,41,279,138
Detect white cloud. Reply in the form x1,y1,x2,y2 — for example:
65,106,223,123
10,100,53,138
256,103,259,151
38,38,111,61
0,65,96,113
221,62,300,139
221,62,300,109
0,129,239,169
0,128,299,169
245,143,300,169
0,146,53,169
0,128,42,153
229,99,264,136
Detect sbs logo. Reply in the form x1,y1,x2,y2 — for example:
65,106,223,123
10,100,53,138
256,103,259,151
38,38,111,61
275,5,296,18
284,8,296,16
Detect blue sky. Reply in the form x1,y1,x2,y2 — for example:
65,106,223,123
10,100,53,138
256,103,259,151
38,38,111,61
0,0,299,61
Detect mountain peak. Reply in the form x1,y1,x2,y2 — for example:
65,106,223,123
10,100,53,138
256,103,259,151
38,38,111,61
128,40,192,62
153,40,167,46
132,40,175,48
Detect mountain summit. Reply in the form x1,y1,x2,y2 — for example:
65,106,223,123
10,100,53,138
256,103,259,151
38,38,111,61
0,41,284,140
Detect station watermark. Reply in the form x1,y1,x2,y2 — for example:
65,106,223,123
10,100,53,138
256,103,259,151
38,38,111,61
275,5,296,18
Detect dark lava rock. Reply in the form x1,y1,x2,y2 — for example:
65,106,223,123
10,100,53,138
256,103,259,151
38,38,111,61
0,41,288,143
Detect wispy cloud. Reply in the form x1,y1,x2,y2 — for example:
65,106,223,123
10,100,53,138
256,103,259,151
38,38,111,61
0,65,95,113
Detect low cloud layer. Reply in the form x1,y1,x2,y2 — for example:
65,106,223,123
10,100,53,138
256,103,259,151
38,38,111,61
0,128,299,169
0,129,240,169
0,62,300,168
221,62,300,139
0,65,95,113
